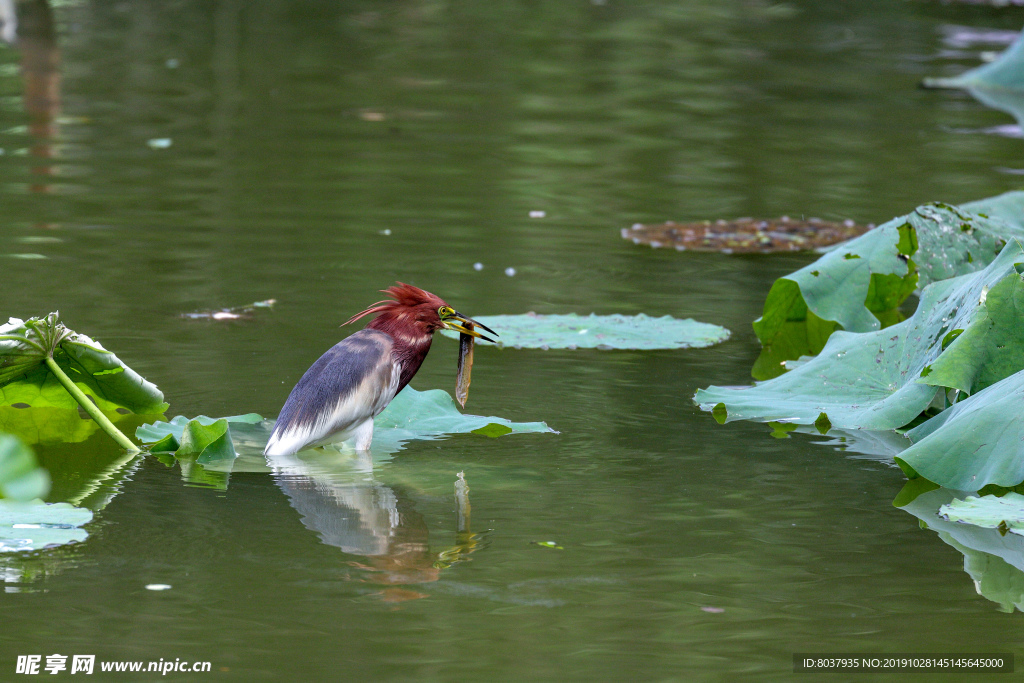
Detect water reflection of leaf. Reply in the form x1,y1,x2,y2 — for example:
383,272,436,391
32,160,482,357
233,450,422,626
898,487,1024,612
0,433,49,501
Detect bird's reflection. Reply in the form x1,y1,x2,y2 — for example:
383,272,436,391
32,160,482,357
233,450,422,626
267,449,480,600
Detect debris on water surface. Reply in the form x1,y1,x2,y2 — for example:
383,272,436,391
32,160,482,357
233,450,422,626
145,584,172,591
181,299,277,321
505,267,516,276
622,217,874,254
532,541,563,549
473,262,484,271
147,138,172,149
529,210,546,218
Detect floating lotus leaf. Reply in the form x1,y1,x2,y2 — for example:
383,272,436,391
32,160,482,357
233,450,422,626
0,314,168,414
696,240,1024,431
939,493,1024,535
137,388,553,468
0,434,49,501
752,200,1024,379
621,217,873,253
440,313,729,350
137,414,261,463
0,500,92,552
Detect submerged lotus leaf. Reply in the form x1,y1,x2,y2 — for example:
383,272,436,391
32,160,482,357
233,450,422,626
939,494,1024,536
0,500,92,552
752,202,1024,379
0,434,49,501
697,241,1024,431
0,315,168,414
897,369,1024,489
439,313,729,350
621,217,872,253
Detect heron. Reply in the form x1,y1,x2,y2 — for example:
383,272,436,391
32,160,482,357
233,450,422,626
264,283,496,457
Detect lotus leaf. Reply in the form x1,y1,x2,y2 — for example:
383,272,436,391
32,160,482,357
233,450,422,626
0,500,92,552
0,315,168,414
137,388,553,467
962,191,1024,232
752,202,1024,379
0,434,49,501
0,406,148,446
696,241,1024,431
897,369,1024,489
440,313,729,350
137,414,261,464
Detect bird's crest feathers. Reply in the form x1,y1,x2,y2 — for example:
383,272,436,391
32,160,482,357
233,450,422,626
343,282,446,326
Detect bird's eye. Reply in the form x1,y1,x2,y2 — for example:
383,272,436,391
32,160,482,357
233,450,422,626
438,306,453,318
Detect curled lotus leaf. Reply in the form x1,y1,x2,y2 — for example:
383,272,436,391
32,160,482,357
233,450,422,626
0,314,168,415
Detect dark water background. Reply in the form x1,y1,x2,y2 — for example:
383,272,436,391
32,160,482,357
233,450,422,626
1,1,1024,680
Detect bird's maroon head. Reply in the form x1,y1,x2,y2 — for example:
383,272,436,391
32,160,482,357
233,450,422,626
344,283,449,335
344,282,497,343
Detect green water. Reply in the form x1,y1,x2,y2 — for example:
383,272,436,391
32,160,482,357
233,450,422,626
2,1,1024,680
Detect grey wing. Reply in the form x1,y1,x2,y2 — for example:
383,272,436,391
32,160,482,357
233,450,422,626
264,329,402,456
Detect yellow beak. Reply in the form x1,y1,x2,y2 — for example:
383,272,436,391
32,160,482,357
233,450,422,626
444,312,498,343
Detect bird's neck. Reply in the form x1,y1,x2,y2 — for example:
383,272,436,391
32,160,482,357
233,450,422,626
367,314,434,391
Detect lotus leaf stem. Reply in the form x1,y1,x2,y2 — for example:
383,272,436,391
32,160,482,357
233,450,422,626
43,356,140,453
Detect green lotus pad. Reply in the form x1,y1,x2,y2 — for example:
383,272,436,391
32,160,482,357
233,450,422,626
939,494,1024,536
0,500,92,552
440,313,729,350
0,314,168,414
897,368,1024,489
137,388,554,461
751,199,1024,379
696,240,1024,432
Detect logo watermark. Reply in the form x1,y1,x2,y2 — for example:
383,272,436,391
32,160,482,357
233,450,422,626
16,655,212,675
